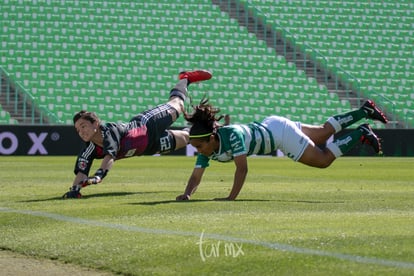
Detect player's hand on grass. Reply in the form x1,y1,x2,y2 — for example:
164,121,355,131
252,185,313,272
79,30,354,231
176,194,190,201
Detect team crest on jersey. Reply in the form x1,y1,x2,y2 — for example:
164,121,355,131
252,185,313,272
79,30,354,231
212,151,233,163
77,158,88,170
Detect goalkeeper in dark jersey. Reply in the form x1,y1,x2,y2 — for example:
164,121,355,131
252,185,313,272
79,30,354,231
176,97,388,201
63,70,212,199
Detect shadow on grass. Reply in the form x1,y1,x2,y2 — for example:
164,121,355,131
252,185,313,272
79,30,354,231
132,199,346,205
20,192,157,202
294,200,346,204
131,198,274,205
22,195,345,204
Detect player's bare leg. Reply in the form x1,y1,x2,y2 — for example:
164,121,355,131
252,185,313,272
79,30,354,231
301,122,335,145
170,129,190,149
168,79,188,116
298,142,336,168
168,96,185,119
301,99,387,146
299,123,381,168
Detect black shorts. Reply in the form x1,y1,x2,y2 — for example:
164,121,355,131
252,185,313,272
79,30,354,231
129,103,178,155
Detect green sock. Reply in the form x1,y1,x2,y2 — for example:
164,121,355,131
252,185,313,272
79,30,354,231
328,109,366,133
326,129,363,157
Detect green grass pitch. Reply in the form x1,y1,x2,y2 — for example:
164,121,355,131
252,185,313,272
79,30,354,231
0,156,413,275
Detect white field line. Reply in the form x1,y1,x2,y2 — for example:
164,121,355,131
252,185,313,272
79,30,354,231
1,207,413,270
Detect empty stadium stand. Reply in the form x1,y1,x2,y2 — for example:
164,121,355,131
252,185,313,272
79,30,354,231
0,0,412,128
247,0,414,127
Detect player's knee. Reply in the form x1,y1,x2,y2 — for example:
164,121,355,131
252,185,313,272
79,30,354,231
300,154,334,168
317,161,332,168
167,97,184,114
169,130,189,150
317,155,335,168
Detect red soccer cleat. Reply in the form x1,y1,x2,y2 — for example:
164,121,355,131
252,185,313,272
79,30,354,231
178,70,212,84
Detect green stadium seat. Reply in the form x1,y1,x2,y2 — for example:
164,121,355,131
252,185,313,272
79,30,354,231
248,0,413,127
1,0,412,127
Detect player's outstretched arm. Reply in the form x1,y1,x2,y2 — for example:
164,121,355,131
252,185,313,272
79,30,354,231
63,155,114,199
62,172,88,199
176,167,205,200
72,172,88,186
214,154,248,201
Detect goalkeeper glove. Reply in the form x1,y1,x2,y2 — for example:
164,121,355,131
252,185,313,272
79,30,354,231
62,184,82,199
80,168,108,186
83,176,101,185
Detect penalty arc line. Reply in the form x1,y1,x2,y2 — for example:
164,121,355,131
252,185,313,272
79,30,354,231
1,207,413,270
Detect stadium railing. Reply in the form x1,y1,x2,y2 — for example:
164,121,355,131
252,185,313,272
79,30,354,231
0,66,61,125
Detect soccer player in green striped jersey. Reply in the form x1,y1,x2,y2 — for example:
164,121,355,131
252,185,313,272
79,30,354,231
177,97,387,201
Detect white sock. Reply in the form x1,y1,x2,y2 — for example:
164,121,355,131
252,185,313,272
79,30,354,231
327,117,342,133
326,142,343,158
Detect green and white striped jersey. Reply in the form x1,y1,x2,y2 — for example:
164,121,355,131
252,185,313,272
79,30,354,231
195,122,275,168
